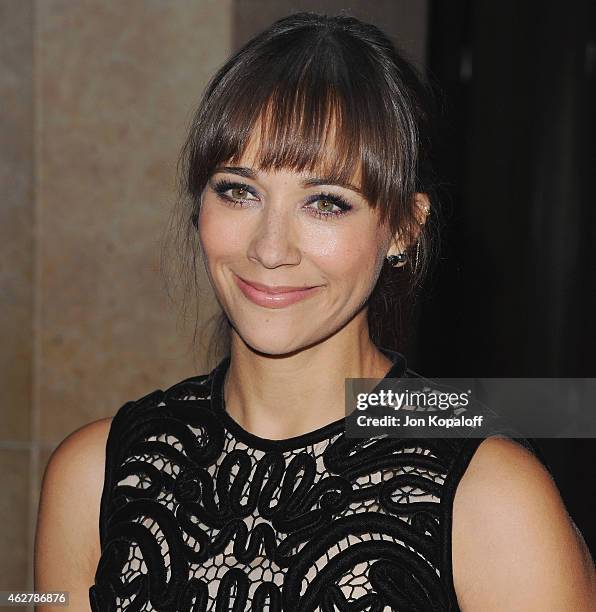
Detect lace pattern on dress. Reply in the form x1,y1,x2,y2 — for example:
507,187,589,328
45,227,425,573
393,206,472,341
89,351,509,612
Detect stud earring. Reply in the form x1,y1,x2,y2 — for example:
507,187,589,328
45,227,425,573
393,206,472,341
386,252,407,267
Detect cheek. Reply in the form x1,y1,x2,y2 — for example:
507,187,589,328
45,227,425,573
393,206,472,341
198,200,244,261
308,223,383,286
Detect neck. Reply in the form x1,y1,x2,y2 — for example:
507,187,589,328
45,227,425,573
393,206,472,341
222,321,395,441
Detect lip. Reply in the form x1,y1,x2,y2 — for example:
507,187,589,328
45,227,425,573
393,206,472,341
234,274,322,309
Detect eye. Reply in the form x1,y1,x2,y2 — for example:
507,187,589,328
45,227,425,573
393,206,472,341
305,194,353,220
211,179,258,205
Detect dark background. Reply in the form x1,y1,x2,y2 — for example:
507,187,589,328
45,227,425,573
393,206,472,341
415,0,596,556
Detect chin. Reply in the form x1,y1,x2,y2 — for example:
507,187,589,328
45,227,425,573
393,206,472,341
234,316,349,358
229,321,312,357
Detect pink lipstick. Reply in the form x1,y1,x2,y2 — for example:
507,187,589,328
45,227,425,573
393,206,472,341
234,274,322,309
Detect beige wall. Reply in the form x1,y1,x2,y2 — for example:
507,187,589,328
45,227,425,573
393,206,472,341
0,0,426,603
1,0,36,597
0,0,232,600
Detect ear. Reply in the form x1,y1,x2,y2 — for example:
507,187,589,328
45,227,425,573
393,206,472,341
385,193,431,266
413,192,431,227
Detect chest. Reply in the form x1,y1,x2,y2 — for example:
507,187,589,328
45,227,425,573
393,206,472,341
91,414,454,611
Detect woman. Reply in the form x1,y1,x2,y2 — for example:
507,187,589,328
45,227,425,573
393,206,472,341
35,11,595,611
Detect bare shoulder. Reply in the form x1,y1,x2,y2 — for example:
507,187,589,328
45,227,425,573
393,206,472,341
35,417,114,610
451,436,596,611
39,417,114,519
44,417,113,475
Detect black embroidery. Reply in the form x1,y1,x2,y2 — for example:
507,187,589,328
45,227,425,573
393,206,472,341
89,349,539,611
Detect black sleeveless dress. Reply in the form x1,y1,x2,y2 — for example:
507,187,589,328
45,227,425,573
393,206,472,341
89,347,544,611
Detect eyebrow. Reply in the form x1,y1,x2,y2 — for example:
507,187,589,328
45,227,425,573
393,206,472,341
213,165,362,195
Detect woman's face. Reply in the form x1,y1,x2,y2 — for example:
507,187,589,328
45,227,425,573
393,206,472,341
198,135,397,356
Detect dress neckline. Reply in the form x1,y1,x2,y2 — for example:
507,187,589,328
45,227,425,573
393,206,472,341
208,346,408,452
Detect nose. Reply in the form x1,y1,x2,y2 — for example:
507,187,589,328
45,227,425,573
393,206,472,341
247,204,302,269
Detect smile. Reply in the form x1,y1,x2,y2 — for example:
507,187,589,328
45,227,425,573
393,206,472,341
234,274,322,309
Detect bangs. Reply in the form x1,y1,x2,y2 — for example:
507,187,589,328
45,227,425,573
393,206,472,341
227,91,361,198
182,26,421,237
